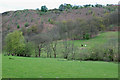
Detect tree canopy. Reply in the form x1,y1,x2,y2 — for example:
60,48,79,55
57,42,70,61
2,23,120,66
41,5,48,12
5,30,25,55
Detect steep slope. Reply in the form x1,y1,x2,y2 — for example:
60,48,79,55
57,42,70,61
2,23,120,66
2,7,113,32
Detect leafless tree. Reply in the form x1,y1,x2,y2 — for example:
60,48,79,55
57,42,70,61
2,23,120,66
51,41,57,58
44,42,52,58
30,33,51,57
49,26,60,58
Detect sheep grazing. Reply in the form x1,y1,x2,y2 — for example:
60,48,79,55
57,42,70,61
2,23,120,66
81,44,87,47
81,44,83,47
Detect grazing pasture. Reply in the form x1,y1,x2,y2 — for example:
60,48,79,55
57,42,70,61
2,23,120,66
2,55,118,78
2,32,118,78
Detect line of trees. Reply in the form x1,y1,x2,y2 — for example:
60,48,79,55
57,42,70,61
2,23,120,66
4,29,118,62
35,3,117,13
56,17,105,40
4,24,79,59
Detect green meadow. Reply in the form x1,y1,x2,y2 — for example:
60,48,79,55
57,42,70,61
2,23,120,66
2,55,118,78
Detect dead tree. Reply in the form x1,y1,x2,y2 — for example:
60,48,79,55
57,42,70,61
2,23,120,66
62,40,71,59
48,26,60,58
30,33,51,57
45,42,52,58
51,41,57,58
71,43,75,60
38,44,43,57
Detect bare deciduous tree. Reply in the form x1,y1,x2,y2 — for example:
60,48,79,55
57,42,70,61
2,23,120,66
30,33,51,57
51,41,57,58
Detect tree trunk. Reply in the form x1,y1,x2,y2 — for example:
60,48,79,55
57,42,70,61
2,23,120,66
12,53,14,56
39,48,41,57
64,55,68,59
35,49,37,57
53,41,57,58
24,54,26,57
17,54,19,56
38,44,43,57
47,52,49,58
53,49,56,58
49,52,51,58
54,53,56,58
8,53,10,56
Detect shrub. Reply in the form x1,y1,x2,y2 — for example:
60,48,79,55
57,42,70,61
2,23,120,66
17,24,20,29
92,12,95,16
48,18,51,22
88,10,93,14
89,45,106,61
26,25,38,35
72,37,118,62
24,22,29,27
31,25,38,33
75,49,90,61
48,18,54,24
89,39,118,62
20,27,27,35
83,33,90,40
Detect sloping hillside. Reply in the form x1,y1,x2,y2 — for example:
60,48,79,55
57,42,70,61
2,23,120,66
2,6,117,32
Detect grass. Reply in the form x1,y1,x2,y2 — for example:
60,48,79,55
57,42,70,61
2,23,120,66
2,55,118,78
69,31,118,48
2,31,118,78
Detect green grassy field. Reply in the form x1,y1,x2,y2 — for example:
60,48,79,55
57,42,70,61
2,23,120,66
67,31,118,48
2,55,118,78
2,31,118,78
